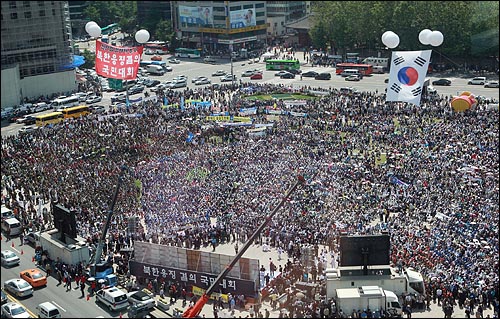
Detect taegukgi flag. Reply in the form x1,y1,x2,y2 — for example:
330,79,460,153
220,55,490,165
386,50,432,106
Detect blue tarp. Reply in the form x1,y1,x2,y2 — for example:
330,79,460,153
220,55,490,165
61,55,85,70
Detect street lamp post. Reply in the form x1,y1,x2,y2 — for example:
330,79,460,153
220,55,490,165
85,22,150,107
230,40,234,89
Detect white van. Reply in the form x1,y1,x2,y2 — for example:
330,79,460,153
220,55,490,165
36,302,61,318
340,69,362,77
96,287,129,311
362,57,389,68
2,217,23,236
372,66,385,74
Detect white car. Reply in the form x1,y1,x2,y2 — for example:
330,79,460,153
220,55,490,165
241,70,255,77
484,81,499,88
168,58,180,64
173,75,187,82
212,70,227,76
192,76,206,83
467,77,486,85
164,65,173,72
221,74,236,82
85,95,102,104
4,279,33,298
127,290,156,310
1,302,31,318
18,126,36,134
1,250,20,267
195,77,211,85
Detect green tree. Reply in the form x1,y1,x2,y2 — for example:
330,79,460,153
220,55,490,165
81,49,96,69
155,20,174,44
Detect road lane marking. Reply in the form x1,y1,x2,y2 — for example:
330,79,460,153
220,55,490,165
5,291,37,318
52,301,67,312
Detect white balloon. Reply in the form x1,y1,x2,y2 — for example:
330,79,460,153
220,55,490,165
429,30,444,46
85,21,98,34
88,24,101,38
419,29,432,45
135,29,150,44
381,31,392,44
384,33,400,49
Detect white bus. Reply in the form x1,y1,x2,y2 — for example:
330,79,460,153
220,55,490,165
51,96,80,111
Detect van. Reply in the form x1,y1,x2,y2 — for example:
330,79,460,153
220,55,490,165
372,66,385,74
36,302,61,318
2,217,23,236
146,65,165,75
340,69,362,77
468,77,486,85
96,287,129,311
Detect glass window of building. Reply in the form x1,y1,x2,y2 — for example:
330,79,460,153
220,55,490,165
38,1,45,6
23,1,31,7
9,1,16,9
39,10,46,17
24,11,32,19
255,3,264,8
11,12,18,19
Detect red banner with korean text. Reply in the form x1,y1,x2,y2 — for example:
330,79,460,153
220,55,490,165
95,40,143,80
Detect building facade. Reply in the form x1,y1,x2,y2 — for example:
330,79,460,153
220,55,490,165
1,1,76,108
172,1,268,56
266,1,307,23
137,1,173,27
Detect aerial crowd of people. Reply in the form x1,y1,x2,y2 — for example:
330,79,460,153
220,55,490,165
1,79,498,318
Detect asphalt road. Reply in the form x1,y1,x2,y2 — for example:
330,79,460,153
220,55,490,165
2,46,498,137
1,234,122,318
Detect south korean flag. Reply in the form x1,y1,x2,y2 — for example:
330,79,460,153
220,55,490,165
386,50,432,106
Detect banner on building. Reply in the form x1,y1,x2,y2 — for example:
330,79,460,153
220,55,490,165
179,5,214,26
95,40,142,80
230,7,256,29
386,50,432,106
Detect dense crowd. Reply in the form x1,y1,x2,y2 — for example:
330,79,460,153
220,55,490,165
1,80,498,318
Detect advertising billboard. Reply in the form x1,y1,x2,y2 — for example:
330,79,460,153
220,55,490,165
95,40,142,80
179,5,214,26
230,7,256,29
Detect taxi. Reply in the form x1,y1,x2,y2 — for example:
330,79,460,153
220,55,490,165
19,268,47,288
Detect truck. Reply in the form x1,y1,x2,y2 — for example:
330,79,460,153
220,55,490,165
39,229,90,266
335,286,402,316
326,265,425,300
146,65,165,76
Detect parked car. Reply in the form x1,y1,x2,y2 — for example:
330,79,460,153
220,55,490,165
203,57,217,64
128,86,144,95
1,250,20,267
18,126,35,134
468,77,486,85
1,289,6,305
85,95,102,104
241,70,255,77
1,302,30,318
89,105,106,114
145,79,161,87
195,77,211,85
280,72,295,79
302,71,319,78
221,74,237,82
168,58,180,64
315,73,331,80
168,80,187,89
432,78,451,86
151,55,162,61
275,70,291,77
288,69,302,75
211,83,221,90
111,93,127,103
345,74,361,81
212,70,227,76
484,81,499,88
9,110,29,123
127,290,156,310
3,279,33,298
164,65,173,72
250,73,263,80
33,102,50,113
15,115,35,124
19,269,47,288
192,76,206,83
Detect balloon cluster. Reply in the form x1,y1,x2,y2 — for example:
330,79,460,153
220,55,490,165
85,21,150,44
381,29,444,48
